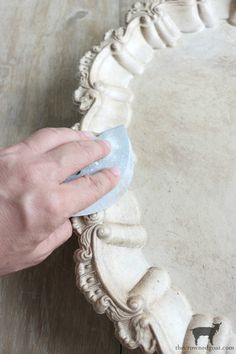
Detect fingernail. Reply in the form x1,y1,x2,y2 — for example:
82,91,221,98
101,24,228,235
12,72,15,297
110,167,120,177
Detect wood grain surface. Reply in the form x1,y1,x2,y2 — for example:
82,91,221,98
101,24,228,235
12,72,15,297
0,0,128,353
123,349,143,354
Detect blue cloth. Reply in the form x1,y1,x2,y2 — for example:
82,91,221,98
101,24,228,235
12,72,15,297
65,125,134,216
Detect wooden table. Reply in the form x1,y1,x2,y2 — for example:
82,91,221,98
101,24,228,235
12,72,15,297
0,1,141,353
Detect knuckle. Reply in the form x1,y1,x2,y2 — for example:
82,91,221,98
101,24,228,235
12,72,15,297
35,127,63,143
85,171,114,196
87,175,103,191
102,169,117,189
27,165,39,184
43,192,64,217
16,194,39,238
19,191,62,238
21,139,38,154
72,141,94,161
18,162,42,185
82,146,95,162
40,156,57,180
80,140,109,162
82,175,102,200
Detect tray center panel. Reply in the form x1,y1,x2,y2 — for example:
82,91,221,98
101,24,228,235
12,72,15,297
130,22,236,326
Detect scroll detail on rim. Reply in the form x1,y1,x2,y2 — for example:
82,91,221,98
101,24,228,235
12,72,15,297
72,1,236,353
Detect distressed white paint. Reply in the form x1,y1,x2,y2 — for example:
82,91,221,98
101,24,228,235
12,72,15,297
73,1,236,353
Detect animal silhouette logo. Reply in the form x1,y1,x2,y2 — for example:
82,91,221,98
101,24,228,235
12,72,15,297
190,322,222,345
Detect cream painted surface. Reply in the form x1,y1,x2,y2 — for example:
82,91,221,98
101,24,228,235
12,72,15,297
74,1,236,353
130,22,236,327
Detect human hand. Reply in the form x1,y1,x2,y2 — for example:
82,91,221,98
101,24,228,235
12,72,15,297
0,128,119,275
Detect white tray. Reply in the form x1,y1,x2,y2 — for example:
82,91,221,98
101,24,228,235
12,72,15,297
72,1,236,353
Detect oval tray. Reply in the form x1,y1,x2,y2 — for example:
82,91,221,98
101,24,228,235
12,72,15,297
72,1,236,353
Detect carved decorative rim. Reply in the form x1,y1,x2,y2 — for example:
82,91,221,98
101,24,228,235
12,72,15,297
72,1,236,353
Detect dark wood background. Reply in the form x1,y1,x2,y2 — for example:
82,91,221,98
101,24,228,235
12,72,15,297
0,0,142,353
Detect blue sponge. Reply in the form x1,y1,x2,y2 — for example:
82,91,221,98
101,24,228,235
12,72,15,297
66,125,134,216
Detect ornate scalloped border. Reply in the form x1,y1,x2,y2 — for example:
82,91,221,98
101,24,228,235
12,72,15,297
72,213,158,352
72,1,236,353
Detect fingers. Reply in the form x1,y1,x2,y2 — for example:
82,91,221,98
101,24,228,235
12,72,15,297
20,127,93,154
45,139,111,182
58,168,120,217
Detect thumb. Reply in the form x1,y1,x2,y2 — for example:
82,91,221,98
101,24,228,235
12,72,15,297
36,220,73,258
